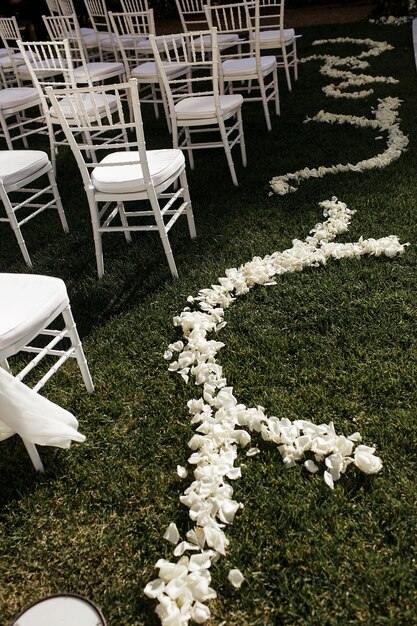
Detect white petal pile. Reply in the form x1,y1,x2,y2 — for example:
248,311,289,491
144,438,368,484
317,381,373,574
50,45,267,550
144,198,409,625
270,38,407,195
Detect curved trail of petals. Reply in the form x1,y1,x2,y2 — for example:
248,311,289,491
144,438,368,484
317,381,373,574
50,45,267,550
144,198,409,625
270,38,406,195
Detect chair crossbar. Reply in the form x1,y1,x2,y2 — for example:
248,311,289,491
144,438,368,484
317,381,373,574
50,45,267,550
16,327,72,382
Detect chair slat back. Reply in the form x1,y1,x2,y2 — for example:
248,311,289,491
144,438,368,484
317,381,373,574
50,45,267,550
257,0,285,30
46,79,152,189
108,9,156,69
120,0,150,12
174,0,207,32
204,1,252,36
58,0,77,16
149,29,222,111
43,14,90,73
83,0,111,32
46,0,63,16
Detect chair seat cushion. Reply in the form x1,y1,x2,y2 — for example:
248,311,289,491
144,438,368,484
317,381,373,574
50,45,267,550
0,150,49,187
222,55,276,76
0,87,40,111
132,60,188,80
73,61,124,81
0,51,24,68
175,94,243,119
91,149,185,193
48,93,117,119
0,274,68,355
193,33,240,47
259,28,295,46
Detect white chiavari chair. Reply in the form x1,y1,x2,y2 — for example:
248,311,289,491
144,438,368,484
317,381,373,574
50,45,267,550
46,78,197,278
205,0,280,131
150,29,247,186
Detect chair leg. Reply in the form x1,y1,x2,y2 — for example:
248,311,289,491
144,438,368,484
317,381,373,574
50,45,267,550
218,117,238,186
61,304,95,394
118,201,132,243
184,127,194,170
281,45,292,91
273,68,280,116
0,184,32,267
47,166,69,232
259,76,272,131
86,191,105,278
237,109,247,169
22,439,44,472
179,169,196,240
0,112,14,150
149,189,179,279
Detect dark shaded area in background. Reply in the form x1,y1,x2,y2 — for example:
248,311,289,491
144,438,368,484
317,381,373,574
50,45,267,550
3,0,413,36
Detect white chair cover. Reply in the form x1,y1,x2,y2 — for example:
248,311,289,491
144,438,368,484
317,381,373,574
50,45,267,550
0,366,85,448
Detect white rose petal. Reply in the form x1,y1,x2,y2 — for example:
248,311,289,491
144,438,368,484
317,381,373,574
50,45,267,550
228,568,244,589
163,522,180,545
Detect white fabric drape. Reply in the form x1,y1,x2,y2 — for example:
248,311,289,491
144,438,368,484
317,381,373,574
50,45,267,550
0,367,85,448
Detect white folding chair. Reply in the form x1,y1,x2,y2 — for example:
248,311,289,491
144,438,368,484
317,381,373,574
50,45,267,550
17,38,125,174
43,14,126,81
0,150,68,266
150,29,247,187
0,272,94,472
83,0,121,61
0,79,47,151
46,78,197,278
205,0,279,131
0,16,29,87
257,0,299,91
174,0,242,51
109,10,189,130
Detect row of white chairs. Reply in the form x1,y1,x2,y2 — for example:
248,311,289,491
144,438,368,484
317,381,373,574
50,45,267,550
45,0,298,90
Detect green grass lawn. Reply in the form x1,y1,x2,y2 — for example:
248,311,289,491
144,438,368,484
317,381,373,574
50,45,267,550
1,19,417,626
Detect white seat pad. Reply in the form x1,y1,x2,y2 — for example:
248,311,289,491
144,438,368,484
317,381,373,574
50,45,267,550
193,33,240,47
0,87,40,111
132,60,188,79
91,149,185,193
0,150,49,187
49,93,117,119
0,273,68,354
0,48,8,57
175,94,243,119
73,61,124,81
259,28,295,45
222,55,276,76
0,52,23,69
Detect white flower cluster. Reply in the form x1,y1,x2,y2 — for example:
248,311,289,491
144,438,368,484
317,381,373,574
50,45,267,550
270,96,408,195
369,15,413,25
144,198,409,625
301,37,396,99
271,38,405,194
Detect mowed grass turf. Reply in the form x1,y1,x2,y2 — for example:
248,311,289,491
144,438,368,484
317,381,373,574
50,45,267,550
0,18,416,626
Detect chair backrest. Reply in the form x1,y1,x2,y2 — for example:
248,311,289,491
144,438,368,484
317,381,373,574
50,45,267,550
16,38,79,146
204,0,252,38
149,29,222,118
45,0,63,15
120,0,150,12
108,9,156,71
0,16,30,87
58,0,78,16
174,0,208,33
42,14,91,77
205,0,261,55
257,0,285,31
83,0,112,33
45,78,154,192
